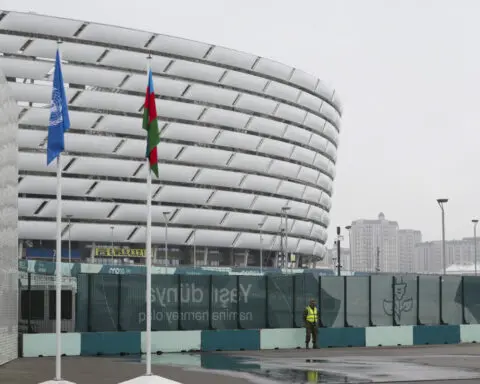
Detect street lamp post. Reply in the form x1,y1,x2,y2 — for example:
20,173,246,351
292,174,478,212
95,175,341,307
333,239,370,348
345,225,352,272
258,222,264,274
437,199,448,275
473,219,479,276
163,211,171,274
67,215,72,266
110,226,114,264
336,226,342,276
281,206,291,269
278,228,284,268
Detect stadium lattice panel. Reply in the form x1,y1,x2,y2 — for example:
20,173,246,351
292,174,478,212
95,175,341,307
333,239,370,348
0,10,342,261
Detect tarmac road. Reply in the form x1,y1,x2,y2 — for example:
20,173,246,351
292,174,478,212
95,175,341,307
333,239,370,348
2,344,480,383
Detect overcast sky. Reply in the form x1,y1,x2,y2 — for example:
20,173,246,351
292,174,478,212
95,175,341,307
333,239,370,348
2,0,479,245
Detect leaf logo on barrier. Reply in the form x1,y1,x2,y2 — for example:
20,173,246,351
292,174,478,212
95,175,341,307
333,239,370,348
383,277,413,322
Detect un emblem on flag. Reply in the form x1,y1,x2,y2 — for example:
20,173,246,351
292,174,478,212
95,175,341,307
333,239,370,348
50,87,63,126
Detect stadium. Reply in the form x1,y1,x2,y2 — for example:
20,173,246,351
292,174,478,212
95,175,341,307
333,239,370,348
0,10,342,269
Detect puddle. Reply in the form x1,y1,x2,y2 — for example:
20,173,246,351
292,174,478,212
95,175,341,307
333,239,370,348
125,352,480,383
247,358,372,383
201,355,364,383
128,353,370,383
248,367,368,383
125,353,202,368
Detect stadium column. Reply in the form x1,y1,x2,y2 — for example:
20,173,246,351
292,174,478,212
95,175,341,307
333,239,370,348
90,242,96,262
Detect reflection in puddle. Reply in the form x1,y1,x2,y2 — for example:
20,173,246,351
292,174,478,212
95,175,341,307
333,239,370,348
126,351,480,383
133,353,369,383
251,367,364,383
135,353,202,368
199,355,370,383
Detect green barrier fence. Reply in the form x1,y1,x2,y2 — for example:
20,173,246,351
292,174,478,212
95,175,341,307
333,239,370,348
18,272,480,333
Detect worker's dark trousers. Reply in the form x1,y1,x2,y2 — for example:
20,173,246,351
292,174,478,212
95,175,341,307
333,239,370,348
305,321,317,347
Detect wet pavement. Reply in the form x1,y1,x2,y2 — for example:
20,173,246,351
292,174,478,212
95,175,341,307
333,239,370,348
140,344,480,383
3,344,480,383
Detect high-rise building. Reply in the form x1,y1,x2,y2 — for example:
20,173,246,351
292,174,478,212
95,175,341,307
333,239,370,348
350,212,399,272
398,229,422,272
413,241,441,274
413,238,478,274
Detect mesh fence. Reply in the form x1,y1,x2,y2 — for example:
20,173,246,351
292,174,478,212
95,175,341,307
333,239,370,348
18,271,77,334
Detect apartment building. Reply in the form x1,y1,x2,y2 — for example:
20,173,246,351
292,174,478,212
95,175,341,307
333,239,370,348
398,229,422,272
350,213,399,272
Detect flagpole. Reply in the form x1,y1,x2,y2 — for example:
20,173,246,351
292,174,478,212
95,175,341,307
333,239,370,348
118,53,181,384
54,40,63,382
55,154,62,380
40,39,76,384
145,55,153,377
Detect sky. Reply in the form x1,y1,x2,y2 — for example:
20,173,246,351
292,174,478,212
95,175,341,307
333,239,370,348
2,0,480,246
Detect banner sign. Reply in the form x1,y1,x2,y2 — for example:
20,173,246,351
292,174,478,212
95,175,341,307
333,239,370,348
26,248,81,260
18,260,337,277
73,273,343,332
94,247,150,257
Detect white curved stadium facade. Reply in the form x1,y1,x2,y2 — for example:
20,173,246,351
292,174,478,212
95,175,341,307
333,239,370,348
0,10,342,266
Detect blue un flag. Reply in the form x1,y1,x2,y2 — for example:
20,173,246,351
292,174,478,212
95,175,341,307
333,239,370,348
47,49,70,165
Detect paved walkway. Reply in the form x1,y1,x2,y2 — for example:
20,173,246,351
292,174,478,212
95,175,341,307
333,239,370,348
224,344,480,383
2,344,480,383
0,356,254,384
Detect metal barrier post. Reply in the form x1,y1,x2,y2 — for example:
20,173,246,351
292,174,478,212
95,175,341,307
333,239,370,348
27,273,32,333
208,275,213,330
117,274,122,331
292,274,296,327
87,274,93,332
177,275,182,330
265,275,269,328
236,275,242,329
318,276,323,328
368,275,373,326
392,276,397,326
439,275,445,324
343,276,349,327
416,275,421,325
461,276,467,324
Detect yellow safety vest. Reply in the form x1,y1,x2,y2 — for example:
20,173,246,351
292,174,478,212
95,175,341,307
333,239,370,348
306,306,318,323
307,371,318,382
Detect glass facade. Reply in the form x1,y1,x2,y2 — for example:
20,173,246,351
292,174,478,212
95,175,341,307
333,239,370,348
20,239,310,268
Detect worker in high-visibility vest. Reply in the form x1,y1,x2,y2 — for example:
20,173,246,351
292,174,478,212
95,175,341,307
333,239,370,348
303,298,318,349
306,370,318,382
